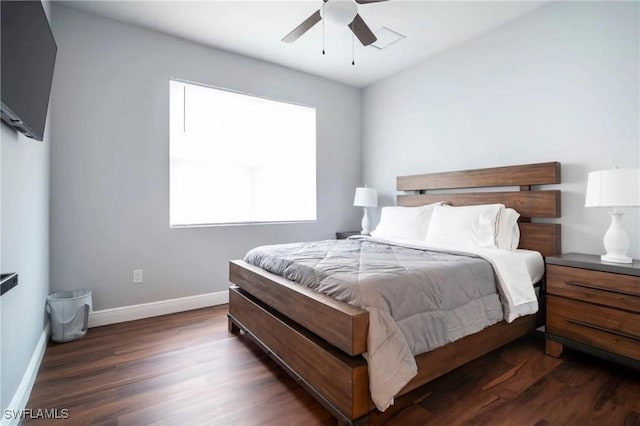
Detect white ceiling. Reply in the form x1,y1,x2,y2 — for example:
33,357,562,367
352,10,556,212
62,1,550,88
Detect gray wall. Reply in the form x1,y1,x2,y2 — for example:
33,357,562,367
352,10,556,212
0,123,50,411
363,1,640,258
50,5,362,310
0,0,52,406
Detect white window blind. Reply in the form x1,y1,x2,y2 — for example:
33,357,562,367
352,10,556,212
169,80,317,226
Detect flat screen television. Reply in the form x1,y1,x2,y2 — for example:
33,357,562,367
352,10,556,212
1,0,57,141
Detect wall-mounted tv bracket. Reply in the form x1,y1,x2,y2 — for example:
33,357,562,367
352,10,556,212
1,273,18,296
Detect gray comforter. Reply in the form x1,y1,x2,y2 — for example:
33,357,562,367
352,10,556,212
244,237,504,410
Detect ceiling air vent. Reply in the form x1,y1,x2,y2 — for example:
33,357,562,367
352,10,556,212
371,26,406,50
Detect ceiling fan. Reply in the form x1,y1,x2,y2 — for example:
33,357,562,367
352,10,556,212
282,0,389,47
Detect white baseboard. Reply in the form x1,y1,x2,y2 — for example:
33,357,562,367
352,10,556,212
88,290,229,328
2,324,50,426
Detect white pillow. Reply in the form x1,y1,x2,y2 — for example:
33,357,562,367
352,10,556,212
496,207,521,251
370,202,443,241
424,204,504,249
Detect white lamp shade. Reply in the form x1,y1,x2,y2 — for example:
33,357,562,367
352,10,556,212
585,168,640,207
353,187,378,207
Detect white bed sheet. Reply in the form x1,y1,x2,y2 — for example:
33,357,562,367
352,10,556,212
517,248,545,284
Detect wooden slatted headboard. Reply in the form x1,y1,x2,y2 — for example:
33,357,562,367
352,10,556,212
396,162,561,257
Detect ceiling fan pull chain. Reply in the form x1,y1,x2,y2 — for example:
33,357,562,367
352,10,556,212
322,10,326,55
351,24,355,66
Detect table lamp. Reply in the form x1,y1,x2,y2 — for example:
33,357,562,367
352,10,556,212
353,186,377,235
585,167,640,263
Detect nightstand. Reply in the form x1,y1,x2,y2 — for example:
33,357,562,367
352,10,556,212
336,231,362,240
545,253,640,369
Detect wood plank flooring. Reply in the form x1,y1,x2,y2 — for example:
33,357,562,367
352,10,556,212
26,306,640,425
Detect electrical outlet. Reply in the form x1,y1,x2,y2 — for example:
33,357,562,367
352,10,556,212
133,269,143,284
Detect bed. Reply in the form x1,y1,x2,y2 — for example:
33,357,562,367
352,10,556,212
227,162,561,424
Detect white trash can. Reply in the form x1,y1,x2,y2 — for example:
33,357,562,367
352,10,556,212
46,290,92,342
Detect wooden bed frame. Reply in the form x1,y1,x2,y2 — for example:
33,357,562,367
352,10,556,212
227,162,561,424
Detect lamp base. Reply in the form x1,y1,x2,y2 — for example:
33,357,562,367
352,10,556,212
601,211,632,264
601,253,633,264
361,207,371,235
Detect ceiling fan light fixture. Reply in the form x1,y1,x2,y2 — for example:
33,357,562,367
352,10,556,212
321,1,358,27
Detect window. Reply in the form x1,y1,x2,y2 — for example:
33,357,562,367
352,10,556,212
169,80,317,226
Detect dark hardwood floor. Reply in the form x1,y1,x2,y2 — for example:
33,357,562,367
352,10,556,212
26,305,639,425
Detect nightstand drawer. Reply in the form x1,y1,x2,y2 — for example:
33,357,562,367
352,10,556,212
547,264,640,314
547,295,640,361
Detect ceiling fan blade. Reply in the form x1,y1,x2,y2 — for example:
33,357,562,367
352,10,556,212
349,14,377,46
282,10,322,43
355,0,389,3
